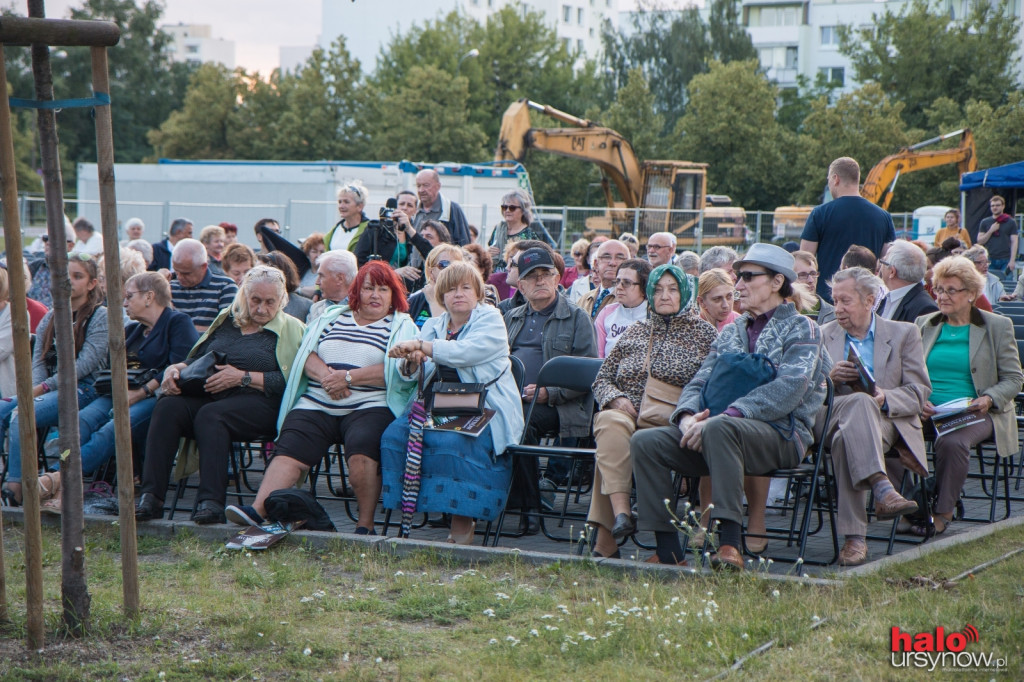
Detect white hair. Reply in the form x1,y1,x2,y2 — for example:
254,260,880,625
830,266,883,302
318,249,358,281
125,217,145,231
699,246,739,273
885,241,927,283
650,231,677,248
171,238,208,268
126,239,153,265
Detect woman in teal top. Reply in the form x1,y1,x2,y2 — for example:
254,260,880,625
912,256,1023,535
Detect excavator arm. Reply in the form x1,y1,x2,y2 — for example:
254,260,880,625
494,98,644,208
860,129,977,210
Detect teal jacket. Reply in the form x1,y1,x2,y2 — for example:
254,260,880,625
277,305,417,432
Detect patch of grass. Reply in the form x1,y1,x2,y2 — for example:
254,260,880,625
0,523,1021,679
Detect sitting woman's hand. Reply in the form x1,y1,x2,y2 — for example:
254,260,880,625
968,395,994,415
161,364,184,395
608,396,638,418
319,368,351,401
389,340,419,358
205,364,245,394
921,401,936,418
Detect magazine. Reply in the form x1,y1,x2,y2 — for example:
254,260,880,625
846,345,876,395
427,408,496,437
930,397,985,437
225,520,304,550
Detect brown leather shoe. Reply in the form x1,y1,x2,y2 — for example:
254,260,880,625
710,545,744,571
839,538,868,566
874,490,918,520
644,554,688,567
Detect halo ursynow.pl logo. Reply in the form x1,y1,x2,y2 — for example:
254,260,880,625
890,624,1006,672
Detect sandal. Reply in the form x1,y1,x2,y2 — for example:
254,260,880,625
0,487,21,507
41,497,62,514
910,515,952,538
38,472,61,501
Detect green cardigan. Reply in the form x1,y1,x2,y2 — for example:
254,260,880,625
323,217,369,253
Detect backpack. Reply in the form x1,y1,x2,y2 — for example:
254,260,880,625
698,352,777,416
264,488,337,532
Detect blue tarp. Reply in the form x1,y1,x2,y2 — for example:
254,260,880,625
960,161,1024,191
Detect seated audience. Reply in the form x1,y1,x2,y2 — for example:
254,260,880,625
149,217,192,272
791,251,834,324
963,246,1005,303
96,247,146,301
645,232,677,268
589,264,717,558
631,244,830,569
674,250,700,276
220,221,238,246
568,240,601,304
463,242,501,307
896,256,1022,536
258,251,312,321
221,242,255,286
595,258,651,357
72,217,104,256
307,250,358,323
818,267,927,566
28,217,77,307
120,217,145,246
697,268,740,331
299,232,326,294
407,244,466,328
382,262,525,543
1,254,109,505
135,266,305,524
495,240,558,314
699,246,738,274
126,239,154,268
877,241,938,322
578,240,630,320
226,262,416,534
254,217,283,253
34,273,199,511
170,239,238,332
840,244,878,272
563,238,591,292
199,225,227,275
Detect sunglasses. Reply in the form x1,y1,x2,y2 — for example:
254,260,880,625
500,205,522,212
437,260,451,270
71,252,94,262
735,271,770,282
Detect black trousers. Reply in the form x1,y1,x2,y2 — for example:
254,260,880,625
141,392,280,505
507,402,561,512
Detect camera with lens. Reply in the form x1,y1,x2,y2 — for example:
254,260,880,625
379,205,397,229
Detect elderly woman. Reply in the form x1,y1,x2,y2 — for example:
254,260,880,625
135,266,305,524
299,232,325,292
589,265,717,557
382,262,525,544
325,182,370,252
563,238,590,290
487,189,555,272
225,262,417,534
1,253,108,506
222,242,255,286
35,273,199,511
674,251,701,277
126,239,154,268
595,258,652,357
406,244,466,328
934,208,971,247
900,256,1022,535
618,232,640,258
569,239,602,304
199,224,227,275
463,242,501,307
632,244,831,568
258,251,312,322
697,268,740,331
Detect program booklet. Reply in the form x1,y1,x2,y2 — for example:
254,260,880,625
225,520,304,550
931,397,986,437
846,345,876,395
428,408,496,437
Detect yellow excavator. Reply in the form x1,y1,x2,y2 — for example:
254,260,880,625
774,129,977,241
494,98,747,246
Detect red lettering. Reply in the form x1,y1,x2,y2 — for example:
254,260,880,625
891,627,913,652
936,627,944,651
913,632,934,652
946,632,967,652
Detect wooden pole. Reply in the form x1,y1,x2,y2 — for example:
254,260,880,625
90,45,138,617
0,16,119,47
28,0,90,635
0,45,43,643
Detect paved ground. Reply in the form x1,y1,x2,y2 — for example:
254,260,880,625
165,442,1024,577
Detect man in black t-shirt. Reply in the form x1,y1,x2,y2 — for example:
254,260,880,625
800,157,896,303
976,194,1019,277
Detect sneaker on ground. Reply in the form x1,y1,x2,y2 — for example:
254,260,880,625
225,504,264,527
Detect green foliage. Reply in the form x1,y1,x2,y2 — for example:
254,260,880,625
839,0,1021,129
600,68,666,163
965,91,1024,168
147,63,237,159
674,61,799,210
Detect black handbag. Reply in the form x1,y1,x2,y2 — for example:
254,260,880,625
177,350,227,396
94,367,159,395
426,365,507,417
698,352,777,416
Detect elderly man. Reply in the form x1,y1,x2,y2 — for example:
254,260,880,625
699,245,738,274
674,250,700,276
962,246,1005,304
646,232,677,267
170,239,237,332
821,267,927,566
578,239,630,320
150,217,193,272
72,217,104,256
306,250,358,323
412,169,471,245
877,241,938,322
120,217,145,246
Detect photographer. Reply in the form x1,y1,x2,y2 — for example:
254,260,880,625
353,190,432,287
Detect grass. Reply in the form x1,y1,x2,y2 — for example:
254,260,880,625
0,523,1021,680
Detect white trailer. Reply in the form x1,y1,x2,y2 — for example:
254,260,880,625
75,159,531,248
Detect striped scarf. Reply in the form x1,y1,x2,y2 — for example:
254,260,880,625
400,372,428,538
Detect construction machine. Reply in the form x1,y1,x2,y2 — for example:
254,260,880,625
495,98,747,246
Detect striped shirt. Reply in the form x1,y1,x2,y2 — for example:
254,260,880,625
171,270,237,330
294,311,390,415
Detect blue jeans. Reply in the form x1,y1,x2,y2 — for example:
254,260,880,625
990,258,1010,274
71,395,158,476
5,382,98,483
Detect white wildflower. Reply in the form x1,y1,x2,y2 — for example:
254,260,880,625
483,608,496,617
488,638,498,645
302,647,312,656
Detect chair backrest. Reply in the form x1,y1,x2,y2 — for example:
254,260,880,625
509,355,526,394
520,355,603,435
1017,339,1024,362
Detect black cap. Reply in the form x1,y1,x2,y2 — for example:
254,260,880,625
517,247,556,278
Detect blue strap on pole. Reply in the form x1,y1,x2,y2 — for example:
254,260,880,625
8,91,110,109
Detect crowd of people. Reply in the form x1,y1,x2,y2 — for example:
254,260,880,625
2,158,1021,571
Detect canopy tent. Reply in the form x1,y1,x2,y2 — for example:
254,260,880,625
960,162,1022,243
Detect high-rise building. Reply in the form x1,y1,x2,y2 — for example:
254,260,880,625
163,23,236,69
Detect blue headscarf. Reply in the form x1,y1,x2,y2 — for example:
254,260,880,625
647,264,695,316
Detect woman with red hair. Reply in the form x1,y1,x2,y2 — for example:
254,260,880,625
225,261,417,534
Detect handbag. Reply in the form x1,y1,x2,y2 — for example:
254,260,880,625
426,365,508,417
637,331,682,429
698,352,777,416
94,368,159,395
177,350,227,396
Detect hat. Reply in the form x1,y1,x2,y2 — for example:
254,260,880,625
733,243,796,283
517,247,556,278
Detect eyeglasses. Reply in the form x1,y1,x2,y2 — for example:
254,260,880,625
613,278,640,288
933,286,967,297
647,244,672,250
877,259,891,268
124,290,144,300
735,271,770,282
500,204,522,212
796,271,819,281
507,262,519,270
597,254,627,262
437,260,451,270
520,270,557,283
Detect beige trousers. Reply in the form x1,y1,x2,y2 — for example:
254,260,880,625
587,408,637,530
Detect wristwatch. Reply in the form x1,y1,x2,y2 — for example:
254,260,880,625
345,371,353,386
241,371,252,388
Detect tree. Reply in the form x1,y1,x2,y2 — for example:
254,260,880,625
148,64,237,159
600,68,666,163
839,0,1021,129
673,60,799,210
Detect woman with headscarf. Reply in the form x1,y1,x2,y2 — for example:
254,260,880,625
587,264,718,557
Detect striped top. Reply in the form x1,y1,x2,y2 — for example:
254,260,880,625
170,270,238,330
294,311,391,415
